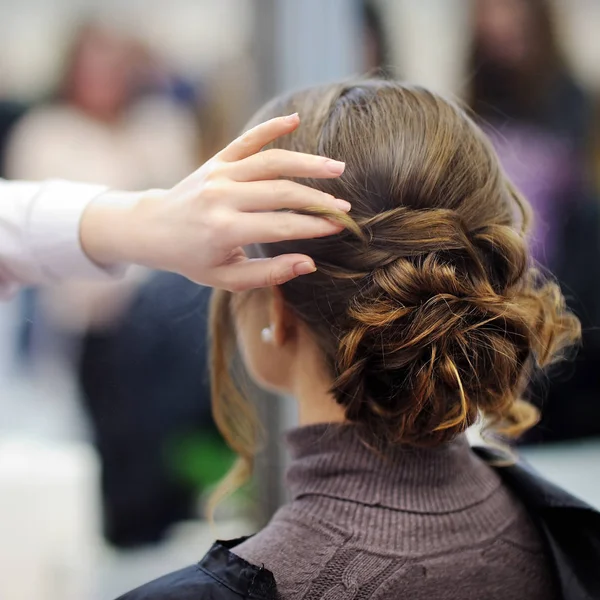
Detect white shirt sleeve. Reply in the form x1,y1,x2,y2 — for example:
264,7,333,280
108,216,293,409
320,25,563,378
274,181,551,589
0,179,123,299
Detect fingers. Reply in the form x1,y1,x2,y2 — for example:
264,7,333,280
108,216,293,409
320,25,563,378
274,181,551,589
226,212,344,248
225,148,345,182
218,114,301,162
228,180,351,213
215,254,317,292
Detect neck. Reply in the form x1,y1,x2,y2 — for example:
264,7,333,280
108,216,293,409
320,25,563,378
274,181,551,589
290,345,346,426
285,423,501,514
278,423,510,554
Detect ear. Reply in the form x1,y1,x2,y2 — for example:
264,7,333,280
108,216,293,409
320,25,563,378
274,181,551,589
270,287,298,347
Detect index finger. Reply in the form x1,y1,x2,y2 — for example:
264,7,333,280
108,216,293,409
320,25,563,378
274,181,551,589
218,114,301,162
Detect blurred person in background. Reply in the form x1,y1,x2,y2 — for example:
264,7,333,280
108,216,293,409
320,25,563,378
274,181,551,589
7,22,198,189
4,23,201,545
78,274,220,546
469,0,600,442
5,22,199,363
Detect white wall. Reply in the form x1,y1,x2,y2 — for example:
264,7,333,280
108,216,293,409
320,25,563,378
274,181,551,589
383,0,470,96
0,0,253,99
0,0,597,100
557,0,600,90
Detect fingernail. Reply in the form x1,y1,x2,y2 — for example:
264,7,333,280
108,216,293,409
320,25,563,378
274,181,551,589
325,159,345,175
294,261,317,276
336,199,351,212
285,113,299,122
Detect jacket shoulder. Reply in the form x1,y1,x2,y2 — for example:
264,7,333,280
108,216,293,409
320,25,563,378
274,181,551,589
115,565,218,600
115,538,277,600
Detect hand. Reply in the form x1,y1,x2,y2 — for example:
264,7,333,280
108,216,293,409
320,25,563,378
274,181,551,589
80,113,350,291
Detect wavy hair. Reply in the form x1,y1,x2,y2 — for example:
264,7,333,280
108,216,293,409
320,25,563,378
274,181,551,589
209,80,580,510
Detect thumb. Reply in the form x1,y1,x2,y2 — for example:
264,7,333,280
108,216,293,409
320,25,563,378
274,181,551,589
214,254,317,292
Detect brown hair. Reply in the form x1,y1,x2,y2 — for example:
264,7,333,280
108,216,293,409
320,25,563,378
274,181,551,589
209,79,580,507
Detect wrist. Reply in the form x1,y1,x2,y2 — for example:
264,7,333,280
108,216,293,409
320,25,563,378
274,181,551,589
79,189,147,267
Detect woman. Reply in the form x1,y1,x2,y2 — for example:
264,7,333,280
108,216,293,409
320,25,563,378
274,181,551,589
122,80,581,599
469,0,600,441
5,23,200,341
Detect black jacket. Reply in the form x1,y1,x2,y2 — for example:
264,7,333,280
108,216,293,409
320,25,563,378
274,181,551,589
116,537,277,600
117,451,600,600
474,447,600,600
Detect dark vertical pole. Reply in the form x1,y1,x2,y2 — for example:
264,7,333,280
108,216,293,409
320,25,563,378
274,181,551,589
249,0,364,527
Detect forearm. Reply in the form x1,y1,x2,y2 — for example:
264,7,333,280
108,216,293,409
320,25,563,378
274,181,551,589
0,179,118,296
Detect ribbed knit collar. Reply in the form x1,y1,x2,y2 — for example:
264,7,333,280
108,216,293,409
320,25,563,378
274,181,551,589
285,423,501,514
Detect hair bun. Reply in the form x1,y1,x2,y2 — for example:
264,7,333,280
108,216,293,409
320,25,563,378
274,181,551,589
331,210,578,446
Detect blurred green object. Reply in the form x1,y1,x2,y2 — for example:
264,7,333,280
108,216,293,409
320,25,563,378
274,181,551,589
165,430,235,489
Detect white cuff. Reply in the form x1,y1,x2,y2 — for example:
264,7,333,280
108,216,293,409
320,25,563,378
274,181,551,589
26,180,126,283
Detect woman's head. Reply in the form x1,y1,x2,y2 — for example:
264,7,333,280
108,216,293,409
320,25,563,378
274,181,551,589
469,0,564,119
62,24,138,120
210,80,579,497
473,0,559,68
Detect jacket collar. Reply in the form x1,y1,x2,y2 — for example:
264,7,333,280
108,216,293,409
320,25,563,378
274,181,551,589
198,538,276,599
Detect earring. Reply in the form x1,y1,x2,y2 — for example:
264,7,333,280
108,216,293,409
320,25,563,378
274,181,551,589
261,326,274,344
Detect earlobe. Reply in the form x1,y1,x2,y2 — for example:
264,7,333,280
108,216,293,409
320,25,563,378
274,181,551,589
261,326,275,344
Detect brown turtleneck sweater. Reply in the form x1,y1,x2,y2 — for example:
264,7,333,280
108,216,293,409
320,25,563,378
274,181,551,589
233,424,557,600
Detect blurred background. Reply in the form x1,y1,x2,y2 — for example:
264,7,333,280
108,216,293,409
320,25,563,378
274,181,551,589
0,0,598,598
